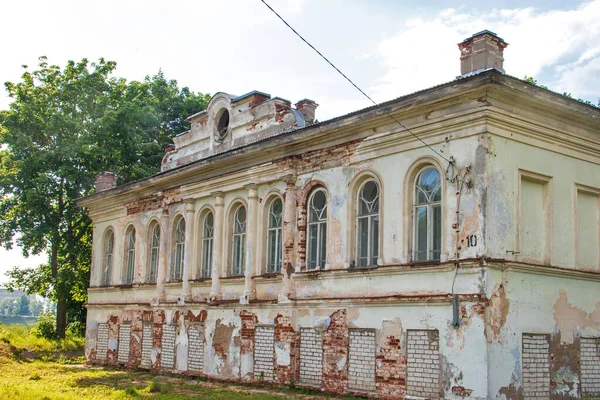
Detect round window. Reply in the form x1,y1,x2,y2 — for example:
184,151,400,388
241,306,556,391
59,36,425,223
215,108,230,141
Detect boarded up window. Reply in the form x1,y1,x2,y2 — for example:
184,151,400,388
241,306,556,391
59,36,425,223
522,333,550,398
96,323,108,363
117,324,131,365
577,188,600,269
141,322,152,368
161,324,176,369
520,173,551,263
348,329,376,392
299,328,322,386
254,325,275,381
188,324,204,373
581,337,600,397
407,330,440,399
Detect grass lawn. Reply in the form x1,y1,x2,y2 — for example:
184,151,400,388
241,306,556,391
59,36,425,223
0,323,360,400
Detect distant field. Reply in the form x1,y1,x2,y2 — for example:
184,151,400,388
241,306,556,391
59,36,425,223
0,315,37,325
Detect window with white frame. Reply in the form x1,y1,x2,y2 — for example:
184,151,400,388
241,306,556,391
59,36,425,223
124,226,136,284
231,206,246,276
102,230,114,286
172,217,185,280
201,212,214,278
307,189,327,270
356,180,380,267
148,223,160,283
414,167,442,261
267,198,283,273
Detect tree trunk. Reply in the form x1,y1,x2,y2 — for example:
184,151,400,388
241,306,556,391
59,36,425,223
56,297,67,338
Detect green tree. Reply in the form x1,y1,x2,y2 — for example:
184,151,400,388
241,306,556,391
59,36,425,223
0,57,209,337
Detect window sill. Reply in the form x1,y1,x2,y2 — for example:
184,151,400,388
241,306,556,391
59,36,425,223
253,273,281,280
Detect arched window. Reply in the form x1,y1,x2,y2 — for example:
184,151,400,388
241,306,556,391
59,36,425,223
414,167,442,261
231,206,247,276
307,189,327,270
102,230,114,286
124,226,136,284
172,217,185,280
201,212,214,278
148,223,160,283
267,198,283,273
357,180,380,267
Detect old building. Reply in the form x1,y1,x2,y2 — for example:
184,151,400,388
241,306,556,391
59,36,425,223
79,31,600,399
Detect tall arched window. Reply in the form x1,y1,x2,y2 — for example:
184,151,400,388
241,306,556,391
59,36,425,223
148,223,160,283
267,198,283,273
357,180,380,267
232,206,247,276
307,189,327,270
172,217,185,280
201,212,214,278
414,167,442,261
102,230,114,286
124,227,136,284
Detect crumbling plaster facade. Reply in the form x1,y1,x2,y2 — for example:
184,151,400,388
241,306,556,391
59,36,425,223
80,31,600,399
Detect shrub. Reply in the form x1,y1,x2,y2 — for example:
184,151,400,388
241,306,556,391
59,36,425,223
32,313,56,340
147,380,163,393
66,321,85,337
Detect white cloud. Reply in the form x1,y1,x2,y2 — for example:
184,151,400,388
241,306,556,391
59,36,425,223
372,1,600,103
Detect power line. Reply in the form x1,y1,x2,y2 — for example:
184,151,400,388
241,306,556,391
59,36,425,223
259,0,451,163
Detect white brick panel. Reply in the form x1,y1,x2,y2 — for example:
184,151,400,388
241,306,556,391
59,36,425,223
299,328,323,386
407,329,440,399
581,337,600,397
254,325,275,381
117,324,131,364
96,323,108,362
522,333,550,399
188,324,204,373
161,324,176,369
141,322,152,368
348,329,376,392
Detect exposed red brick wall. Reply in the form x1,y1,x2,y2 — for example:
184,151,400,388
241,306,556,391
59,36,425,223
106,315,119,365
274,314,298,384
295,180,328,268
151,310,166,370
240,310,258,380
125,186,182,215
376,334,406,397
128,311,143,368
322,309,349,394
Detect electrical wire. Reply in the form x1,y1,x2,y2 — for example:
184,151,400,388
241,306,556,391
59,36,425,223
259,0,451,164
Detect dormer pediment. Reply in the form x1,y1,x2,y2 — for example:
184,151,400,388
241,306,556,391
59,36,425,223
161,90,318,171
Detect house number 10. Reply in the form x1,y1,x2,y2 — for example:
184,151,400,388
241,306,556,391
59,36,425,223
466,235,477,247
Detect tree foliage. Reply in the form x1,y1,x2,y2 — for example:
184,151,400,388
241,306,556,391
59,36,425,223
0,57,209,337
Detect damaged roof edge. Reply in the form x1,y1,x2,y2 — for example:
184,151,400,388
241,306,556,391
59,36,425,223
76,70,600,207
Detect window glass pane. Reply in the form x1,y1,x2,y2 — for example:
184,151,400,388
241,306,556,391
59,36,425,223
268,229,277,272
371,215,379,265
152,225,160,247
207,239,213,277
240,234,246,274
204,213,214,237
432,205,441,260
309,190,326,222
233,236,241,275
417,168,441,204
276,228,283,272
358,217,369,266
308,224,318,269
176,219,185,242
319,222,327,268
269,199,283,228
150,248,158,282
235,207,247,233
416,206,428,261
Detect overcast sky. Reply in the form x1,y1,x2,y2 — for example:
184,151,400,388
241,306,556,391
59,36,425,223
1,0,599,283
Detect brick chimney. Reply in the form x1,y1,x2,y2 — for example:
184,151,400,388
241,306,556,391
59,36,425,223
95,172,117,192
295,99,319,125
458,30,508,76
